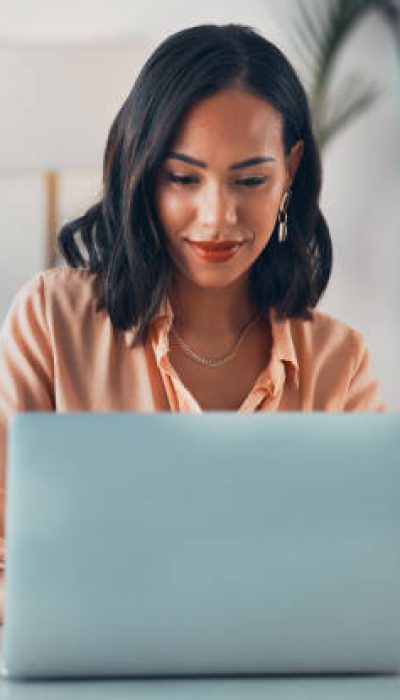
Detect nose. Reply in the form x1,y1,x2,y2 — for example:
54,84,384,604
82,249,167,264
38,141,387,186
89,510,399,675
196,181,238,231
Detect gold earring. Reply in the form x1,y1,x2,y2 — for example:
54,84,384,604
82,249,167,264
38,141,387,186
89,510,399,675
278,189,292,243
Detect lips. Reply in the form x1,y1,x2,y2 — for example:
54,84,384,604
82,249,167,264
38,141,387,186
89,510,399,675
187,240,243,263
187,241,242,250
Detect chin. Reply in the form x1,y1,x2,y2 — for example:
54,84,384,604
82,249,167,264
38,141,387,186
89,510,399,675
186,268,250,290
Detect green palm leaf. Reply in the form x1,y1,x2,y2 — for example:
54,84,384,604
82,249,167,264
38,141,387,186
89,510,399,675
318,85,380,147
291,0,400,149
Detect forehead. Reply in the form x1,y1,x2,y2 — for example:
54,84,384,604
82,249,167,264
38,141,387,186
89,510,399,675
171,88,284,158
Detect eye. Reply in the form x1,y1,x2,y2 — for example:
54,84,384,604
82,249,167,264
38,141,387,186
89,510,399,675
166,172,198,185
236,176,269,187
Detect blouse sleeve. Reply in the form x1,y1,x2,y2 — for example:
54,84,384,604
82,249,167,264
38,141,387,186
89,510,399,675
343,330,386,412
0,273,55,582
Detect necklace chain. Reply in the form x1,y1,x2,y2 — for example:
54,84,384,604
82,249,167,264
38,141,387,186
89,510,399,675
170,311,262,368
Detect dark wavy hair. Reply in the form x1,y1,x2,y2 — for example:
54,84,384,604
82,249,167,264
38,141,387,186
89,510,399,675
58,23,333,345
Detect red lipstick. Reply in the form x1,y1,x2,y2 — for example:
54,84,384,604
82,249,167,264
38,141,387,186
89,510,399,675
187,240,243,263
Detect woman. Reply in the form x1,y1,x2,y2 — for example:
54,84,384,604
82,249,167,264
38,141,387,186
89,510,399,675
0,24,385,619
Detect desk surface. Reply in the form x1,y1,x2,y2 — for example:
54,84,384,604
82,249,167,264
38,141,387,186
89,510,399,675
2,627,400,699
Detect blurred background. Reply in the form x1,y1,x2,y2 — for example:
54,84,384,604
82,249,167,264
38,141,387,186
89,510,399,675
0,0,399,408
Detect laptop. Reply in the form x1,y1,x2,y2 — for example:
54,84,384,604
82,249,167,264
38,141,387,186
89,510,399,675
2,412,400,679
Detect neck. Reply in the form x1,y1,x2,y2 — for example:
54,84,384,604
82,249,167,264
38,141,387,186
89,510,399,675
168,273,258,340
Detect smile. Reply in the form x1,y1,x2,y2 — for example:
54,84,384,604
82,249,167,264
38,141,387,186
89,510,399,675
186,240,244,263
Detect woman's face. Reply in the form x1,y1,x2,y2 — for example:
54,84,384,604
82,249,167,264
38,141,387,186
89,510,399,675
154,87,303,289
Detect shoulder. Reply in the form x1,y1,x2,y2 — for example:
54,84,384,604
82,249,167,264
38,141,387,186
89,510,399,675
2,267,106,344
40,266,98,309
8,267,100,319
289,309,364,352
8,266,97,300
288,308,365,367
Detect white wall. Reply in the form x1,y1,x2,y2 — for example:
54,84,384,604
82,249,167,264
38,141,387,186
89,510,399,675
0,1,399,407
0,173,46,308
0,40,149,315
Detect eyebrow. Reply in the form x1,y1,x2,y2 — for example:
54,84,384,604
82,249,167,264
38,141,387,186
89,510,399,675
165,151,276,170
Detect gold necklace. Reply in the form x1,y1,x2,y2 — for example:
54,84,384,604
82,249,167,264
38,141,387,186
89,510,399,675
170,311,262,368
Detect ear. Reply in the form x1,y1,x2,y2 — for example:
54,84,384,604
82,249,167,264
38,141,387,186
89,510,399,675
285,139,304,189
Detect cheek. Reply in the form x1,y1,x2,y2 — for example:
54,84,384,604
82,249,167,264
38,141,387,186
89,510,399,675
155,189,193,239
241,188,281,241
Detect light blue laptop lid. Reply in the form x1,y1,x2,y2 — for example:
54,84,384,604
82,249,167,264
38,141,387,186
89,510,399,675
2,413,400,679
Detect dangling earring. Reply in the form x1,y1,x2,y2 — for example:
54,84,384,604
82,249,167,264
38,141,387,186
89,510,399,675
278,188,292,243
